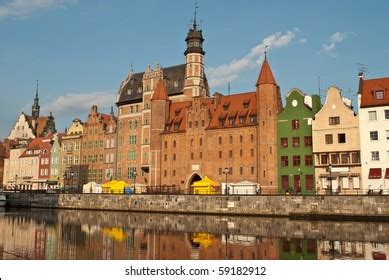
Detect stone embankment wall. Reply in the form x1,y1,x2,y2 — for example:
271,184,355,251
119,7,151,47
6,193,389,220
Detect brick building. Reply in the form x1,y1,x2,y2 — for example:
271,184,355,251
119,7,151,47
80,106,117,185
116,21,282,193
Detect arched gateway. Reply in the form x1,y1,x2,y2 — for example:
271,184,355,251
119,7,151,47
187,173,202,193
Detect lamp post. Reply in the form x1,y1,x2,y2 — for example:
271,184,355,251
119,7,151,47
133,170,137,194
328,164,333,195
70,171,75,193
223,167,229,195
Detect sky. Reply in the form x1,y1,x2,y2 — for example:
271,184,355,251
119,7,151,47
1,0,389,139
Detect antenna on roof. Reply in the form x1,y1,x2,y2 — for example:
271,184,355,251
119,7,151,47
318,77,325,98
357,62,369,78
193,1,199,30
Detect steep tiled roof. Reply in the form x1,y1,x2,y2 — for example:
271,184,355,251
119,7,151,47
117,64,186,105
207,92,257,129
164,101,192,133
20,137,52,158
152,79,168,100
359,77,389,108
256,59,276,86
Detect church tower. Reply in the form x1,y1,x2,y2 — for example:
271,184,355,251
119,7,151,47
256,54,283,193
183,7,209,99
32,81,40,119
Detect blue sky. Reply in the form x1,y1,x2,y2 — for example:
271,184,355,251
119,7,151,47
1,0,389,138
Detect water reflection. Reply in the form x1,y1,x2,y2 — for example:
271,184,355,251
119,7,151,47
0,208,387,260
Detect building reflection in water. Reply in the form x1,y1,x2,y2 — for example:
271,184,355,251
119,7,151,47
0,209,388,260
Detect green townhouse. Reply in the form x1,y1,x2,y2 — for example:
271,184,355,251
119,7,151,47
277,89,321,194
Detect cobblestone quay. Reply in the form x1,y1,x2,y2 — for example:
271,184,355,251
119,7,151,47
5,193,389,221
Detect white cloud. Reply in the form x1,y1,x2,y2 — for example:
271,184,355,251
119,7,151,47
298,38,307,44
0,0,77,19
42,90,115,118
207,30,298,88
320,32,348,56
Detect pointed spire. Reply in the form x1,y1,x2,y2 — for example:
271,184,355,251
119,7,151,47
193,1,198,30
256,55,276,86
151,78,168,101
35,80,39,98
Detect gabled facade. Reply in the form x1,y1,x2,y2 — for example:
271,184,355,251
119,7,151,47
2,139,28,190
358,75,389,194
7,84,56,141
49,134,62,188
312,87,361,194
277,89,321,194
60,118,84,188
80,106,117,185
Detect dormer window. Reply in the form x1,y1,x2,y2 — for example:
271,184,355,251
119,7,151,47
375,90,384,100
243,99,250,109
137,87,142,93
174,81,179,88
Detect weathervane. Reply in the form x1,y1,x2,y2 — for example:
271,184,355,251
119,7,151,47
264,45,269,60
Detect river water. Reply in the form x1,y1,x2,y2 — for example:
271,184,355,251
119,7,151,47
0,208,388,260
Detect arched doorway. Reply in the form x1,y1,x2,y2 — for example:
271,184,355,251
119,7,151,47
187,173,202,193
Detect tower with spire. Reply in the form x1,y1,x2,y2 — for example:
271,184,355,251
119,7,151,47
32,80,40,119
256,53,283,193
183,3,209,100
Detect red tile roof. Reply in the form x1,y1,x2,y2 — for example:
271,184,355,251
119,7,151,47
20,137,52,158
256,59,276,86
164,101,192,133
152,79,168,100
359,77,389,108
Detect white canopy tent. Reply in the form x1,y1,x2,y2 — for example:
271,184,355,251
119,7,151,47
228,180,259,195
82,182,102,193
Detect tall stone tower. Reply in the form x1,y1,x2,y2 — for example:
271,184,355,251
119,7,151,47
183,10,209,100
32,81,40,119
256,55,283,193
150,79,170,187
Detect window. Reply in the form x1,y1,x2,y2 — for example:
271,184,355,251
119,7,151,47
128,167,136,179
331,154,339,164
305,155,313,166
292,119,299,129
173,154,176,161
369,111,377,121
329,116,340,125
229,118,235,125
199,152,202,159
338,133,346,143
239,117,245,124
351,152,360,164
250,116,257,123
325,134,333,144
191,153,194,160
280,138,288,148
281,176,289,190
251,134,254,142
292,137,300,147
306,175,314,190
75,142,79,150
164,154,167,161
251,166,254,174
229,150,233,158
281,156,288,167
371,151,380,161
303,136,312,146
173,80,179,88
129,135,137,145
219,151,222,158
219,137,222,144
199,138,202,146
128,151,136,160
386,130,389,140
293,155,301,166
240,167,243,175
370,131,378,141
385,110,389,120
189,122,192,128
341,153,349,164
202,120,205,127
251,149,254,157
173,140,176,148
375,90,384,100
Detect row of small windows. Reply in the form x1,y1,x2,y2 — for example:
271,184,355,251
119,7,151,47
317,152,360,165
280,155,313,167
370,130,389,140
219,116,257,126
164,134,256,149
325,133,346,144
280,136,312,148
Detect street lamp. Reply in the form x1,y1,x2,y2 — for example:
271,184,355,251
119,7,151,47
70,171,75,193
328,164,333,195
133,170,137,194
223,167,229,195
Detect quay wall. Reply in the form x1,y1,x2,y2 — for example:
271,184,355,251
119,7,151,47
5,193,389,220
